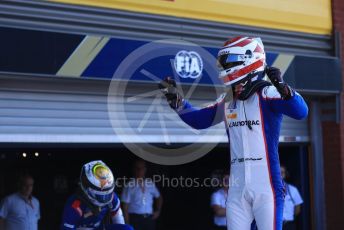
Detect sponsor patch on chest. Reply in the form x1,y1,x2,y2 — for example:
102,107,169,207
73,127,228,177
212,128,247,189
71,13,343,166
225,95,262,129
226,112,237,119
228,120,260,128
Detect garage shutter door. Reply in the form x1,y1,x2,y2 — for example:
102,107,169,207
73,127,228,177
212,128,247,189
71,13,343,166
0,73,309,143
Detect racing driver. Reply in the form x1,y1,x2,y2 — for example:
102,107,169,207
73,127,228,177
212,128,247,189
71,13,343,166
159,36,308,230
61,160,133,230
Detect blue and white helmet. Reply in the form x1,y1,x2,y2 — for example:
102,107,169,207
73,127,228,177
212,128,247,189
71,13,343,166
80,160,115,207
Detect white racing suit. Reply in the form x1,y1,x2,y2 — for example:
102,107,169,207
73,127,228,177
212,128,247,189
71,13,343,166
175,85,308,230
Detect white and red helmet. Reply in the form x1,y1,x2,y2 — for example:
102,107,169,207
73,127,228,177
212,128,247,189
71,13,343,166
217,36,266,86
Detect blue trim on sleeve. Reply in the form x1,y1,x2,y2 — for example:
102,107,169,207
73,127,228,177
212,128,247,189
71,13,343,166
262,90,308,120
177,99,225,129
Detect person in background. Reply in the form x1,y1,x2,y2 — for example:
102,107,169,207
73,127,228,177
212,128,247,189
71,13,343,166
121,159,163,230
61,160,132,230
281,165,303,230
0,174,40,230
211,170,229,230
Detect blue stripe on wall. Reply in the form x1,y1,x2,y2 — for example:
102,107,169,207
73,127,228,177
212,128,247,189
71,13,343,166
82,37,279,85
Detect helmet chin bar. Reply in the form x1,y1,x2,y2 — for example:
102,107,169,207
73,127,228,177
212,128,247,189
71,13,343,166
231,70,260,88
80,183,114,207
230,71,268,100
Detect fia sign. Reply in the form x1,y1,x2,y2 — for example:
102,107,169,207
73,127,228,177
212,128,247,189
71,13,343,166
174,50,203,79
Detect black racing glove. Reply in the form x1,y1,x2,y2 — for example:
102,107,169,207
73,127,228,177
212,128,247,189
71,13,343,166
265,67,293,100
159,77,184,110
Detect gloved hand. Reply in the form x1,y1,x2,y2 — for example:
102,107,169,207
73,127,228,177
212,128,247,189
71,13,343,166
158,77,184,110
265,66,293,100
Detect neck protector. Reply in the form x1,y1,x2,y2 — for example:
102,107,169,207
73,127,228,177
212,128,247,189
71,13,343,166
236,79,271,100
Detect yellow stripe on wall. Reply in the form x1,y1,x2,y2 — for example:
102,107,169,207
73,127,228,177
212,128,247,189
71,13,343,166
272,54,295,76
264,54,295,81
48,0,332,35
57,35,110,77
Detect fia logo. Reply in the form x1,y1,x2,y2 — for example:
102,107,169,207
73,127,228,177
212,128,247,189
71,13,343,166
174,50,203,79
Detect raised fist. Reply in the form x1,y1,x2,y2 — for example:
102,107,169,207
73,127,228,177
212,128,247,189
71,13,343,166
159,77,184,109
266,67,292,100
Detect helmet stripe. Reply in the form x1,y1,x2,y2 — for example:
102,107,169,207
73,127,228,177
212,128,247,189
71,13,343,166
224,37,248,47
254,44,264,53
224,36,244,46
228,38,252,48
222,59,264,84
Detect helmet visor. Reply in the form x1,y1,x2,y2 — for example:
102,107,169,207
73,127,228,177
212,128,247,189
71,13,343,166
217,53,245,70
87,187,114,205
